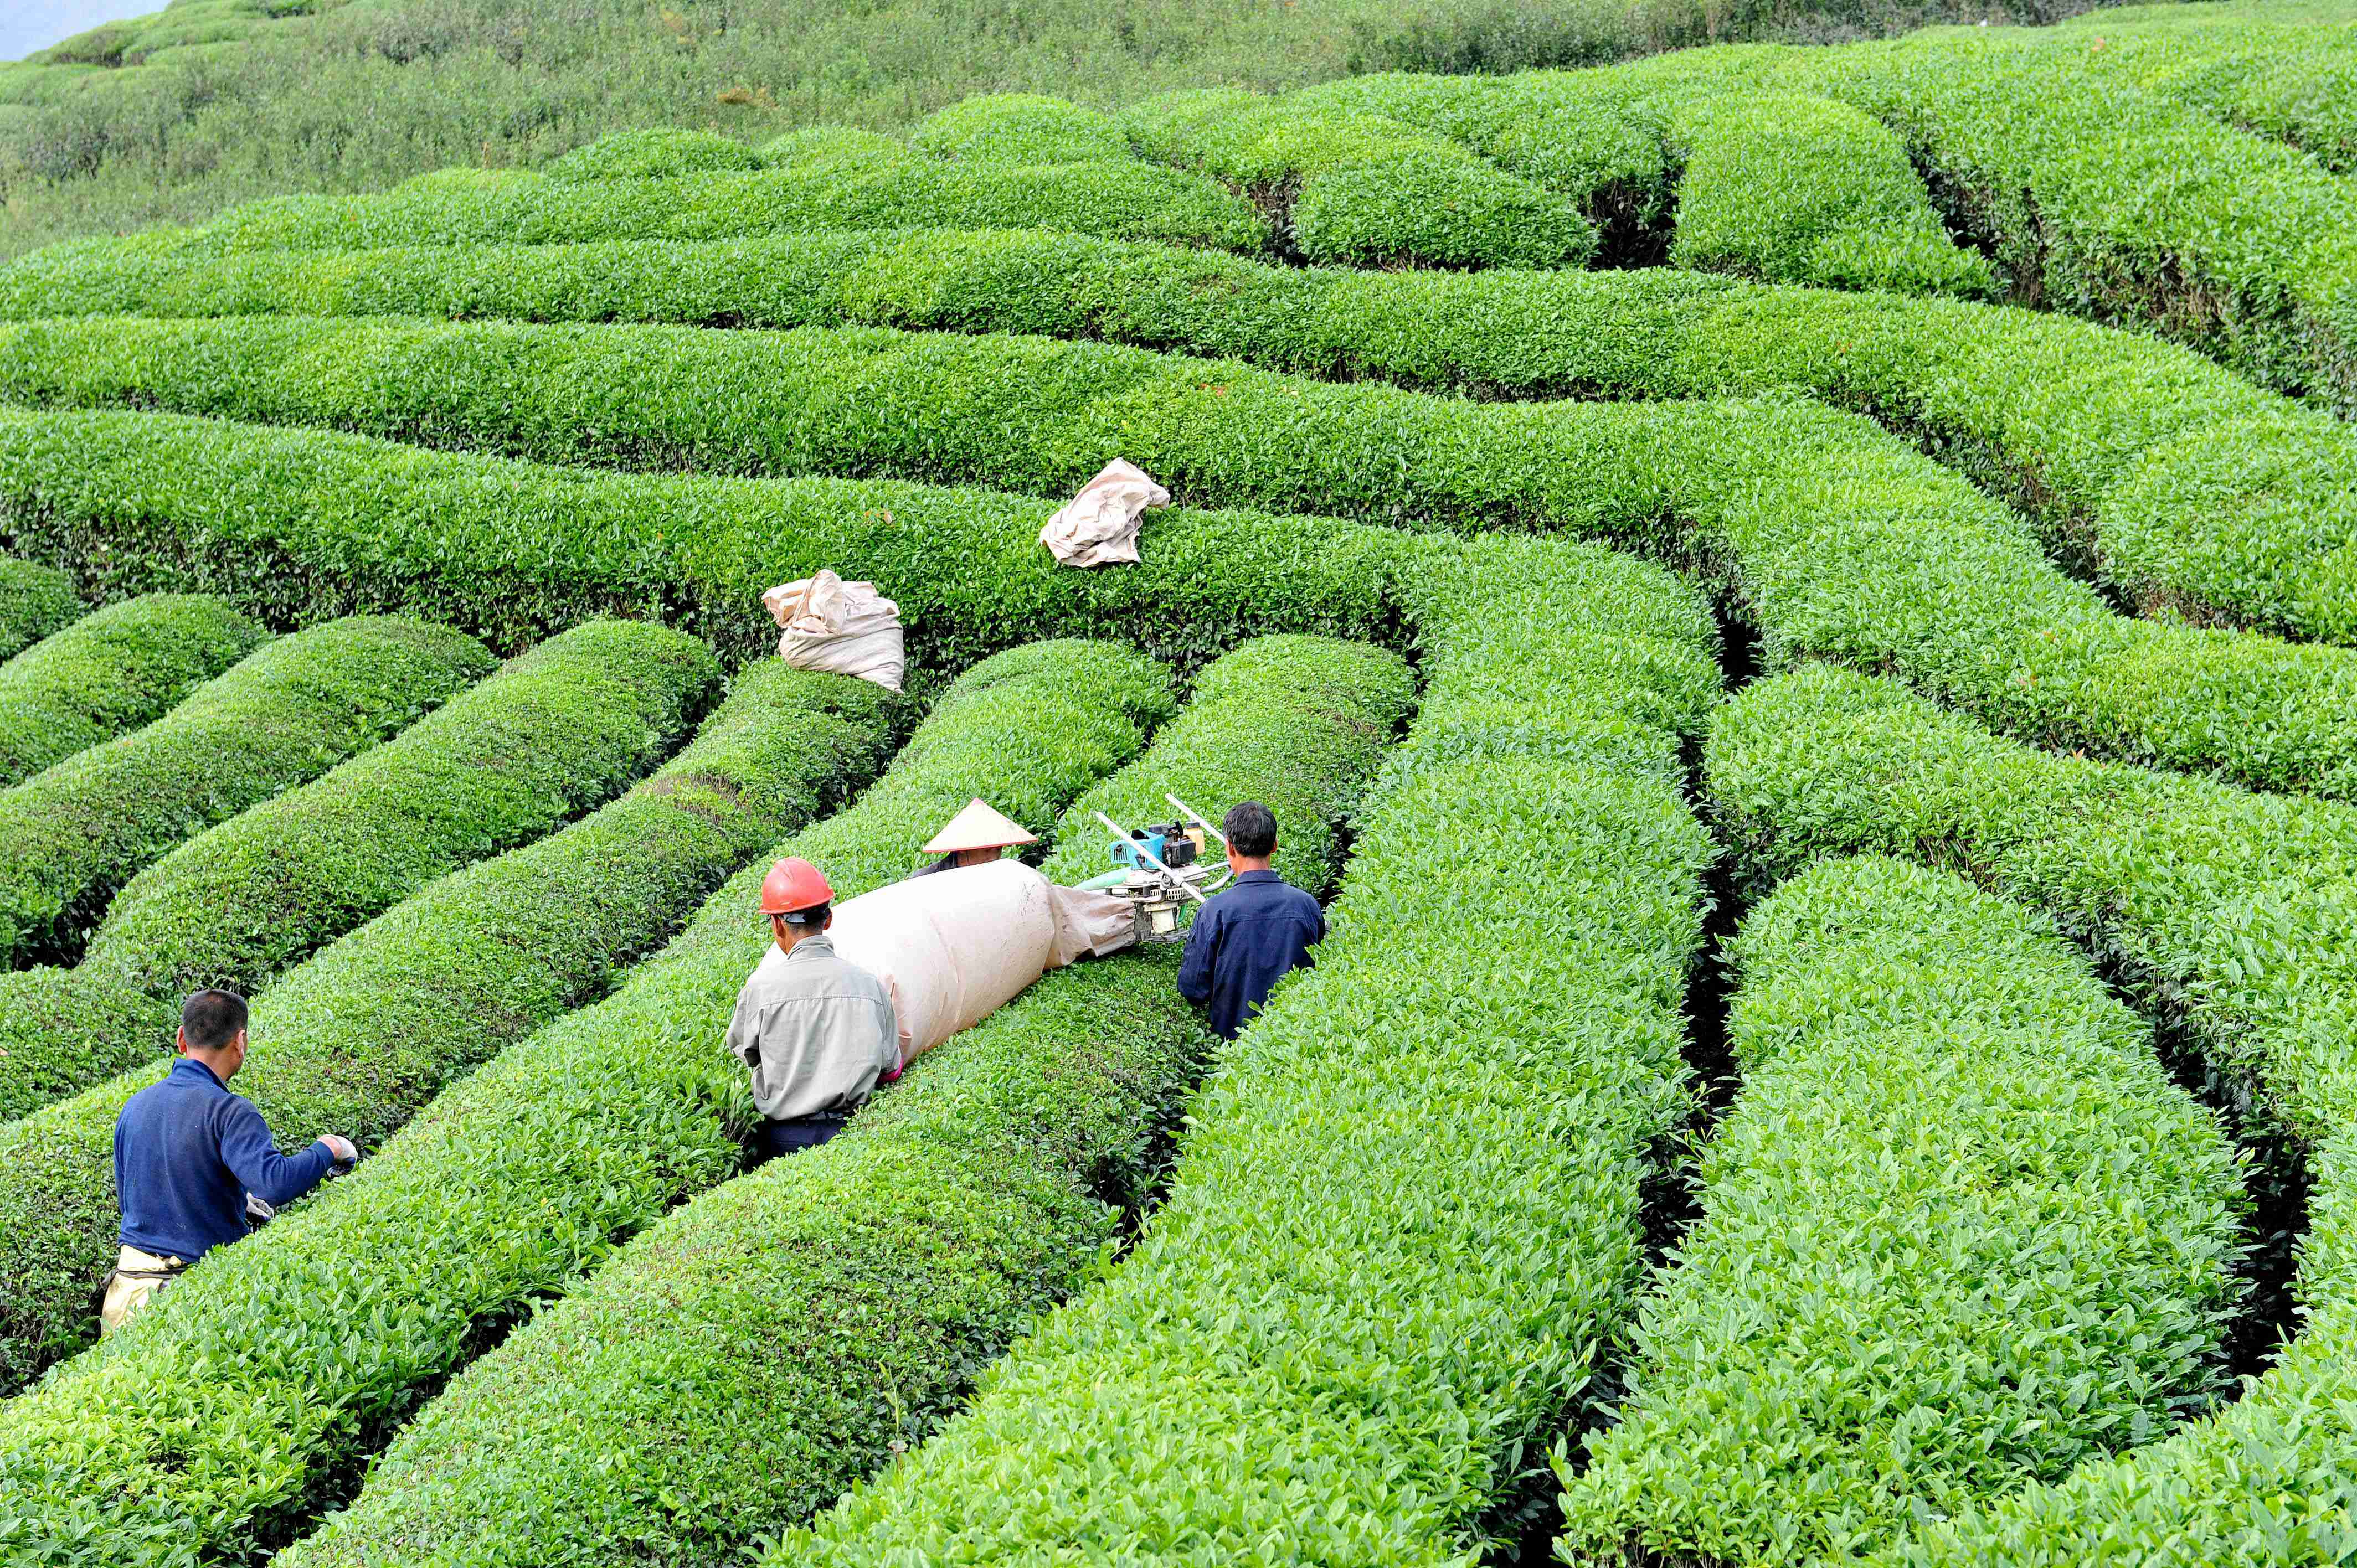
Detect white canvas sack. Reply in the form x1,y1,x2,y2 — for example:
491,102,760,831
1040,459,1169,568
761,570,905,692
828,860,1138,1069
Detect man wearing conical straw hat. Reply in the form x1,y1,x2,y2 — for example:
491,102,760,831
910,798,1037,878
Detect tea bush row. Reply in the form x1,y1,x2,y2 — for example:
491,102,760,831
0,592,263,789
148,156,1269,257
779,534,1720,1564
0,620,719,1125
0,638,1174,1564
541,128,766,183
16,224,2352,641
1664,91,1994,298
286,633,1409,1567
0,556,79,659
1309,35,2357,415
14,316,2355,807
0,660,897,1402
0,616,493,971
908,93,1133,165
1707,663,2357,1564
1558,854,2245,1566
1114,87,1592,269
0,405,1402,675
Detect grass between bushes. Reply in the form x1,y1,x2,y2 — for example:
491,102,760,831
775,533,1718,1564
0,615,494,970
0,659,898,1400
0,618,719,1124
15,225,2356,643
282,633,1409,1567
6,317,2353,811
0,638,1173,1565
0,592,264,790
1557,854,2246,1565
1706,662,2357,1562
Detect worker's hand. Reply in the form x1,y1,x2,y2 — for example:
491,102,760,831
318,1133,359,1166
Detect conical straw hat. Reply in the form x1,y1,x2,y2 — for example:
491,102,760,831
922,798,1039,854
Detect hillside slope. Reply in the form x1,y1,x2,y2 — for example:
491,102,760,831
2,0,2128,259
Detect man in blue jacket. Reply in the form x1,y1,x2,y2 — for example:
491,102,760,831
1177,801,1325,1040
105,989,358,1333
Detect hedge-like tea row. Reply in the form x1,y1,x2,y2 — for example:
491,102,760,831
0,660,897,1400
0,616,494,969
157,155,1268,256
0,556,79,659
783,534,1719,1564
910,92,1133,164
1318,35,2357,413
2068,15,2357,174
0,406,1401,674
542,127,764,183
1114,87,1593,269
1558,854,2245,1566
1665,92,1995,298
0,639,1172,1565
285,633,1408,1567
0,591,263,789
0,618,719,1123
16,317,2356,806
14,226,2351,642
1707,664,2357,1564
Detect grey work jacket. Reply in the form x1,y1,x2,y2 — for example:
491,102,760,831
726,932,899,1121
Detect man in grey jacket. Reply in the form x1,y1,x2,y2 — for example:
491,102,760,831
727,856,900,1157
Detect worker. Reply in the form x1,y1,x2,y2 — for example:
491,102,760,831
106,989,358,1334
1177,801,1325,1040
910,797,1037,878
728,855,900,1156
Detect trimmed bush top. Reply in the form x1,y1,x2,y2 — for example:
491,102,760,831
542,128,765,183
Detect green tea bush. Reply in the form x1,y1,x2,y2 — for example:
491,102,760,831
784,535,1718,1564
1114,86,1594,268
1803,28,2357,415
542,128,764,182
1666,92,1995,298
175,158,1268,256
0,659,897,1400
0,406,1402,675
1558,854,2245,1566
0,556,79,659
0,617,494,970
30,222,2356,639
909,93,1133,163
15,316,2355,806
0,639,1173,1563
284,633,1406,1567
0,619,719,1125
0,592,265,789
756,126,908,170
1706,664,2357,1566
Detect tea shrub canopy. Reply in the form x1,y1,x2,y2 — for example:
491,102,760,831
3,6,2357,1561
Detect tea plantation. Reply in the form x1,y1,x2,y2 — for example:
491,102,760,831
2,3,2356,1564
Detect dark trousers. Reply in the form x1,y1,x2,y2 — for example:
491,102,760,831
758,1116,846,1159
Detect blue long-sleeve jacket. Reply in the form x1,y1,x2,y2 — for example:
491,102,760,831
1176,870,1325,1040
115,1056,334,1262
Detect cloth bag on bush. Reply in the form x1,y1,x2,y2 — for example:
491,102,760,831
761,570,904,692
1040,460,1169,568
829,860,1137,1069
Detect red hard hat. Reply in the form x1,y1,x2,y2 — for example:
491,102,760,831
760,857,833,917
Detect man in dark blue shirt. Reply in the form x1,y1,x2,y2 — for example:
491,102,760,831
1177,801,1325,1040
106,989,357,1333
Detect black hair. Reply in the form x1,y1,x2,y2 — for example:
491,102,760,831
1223,801,1278,859
182,989,249,1053
783,900,831,928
